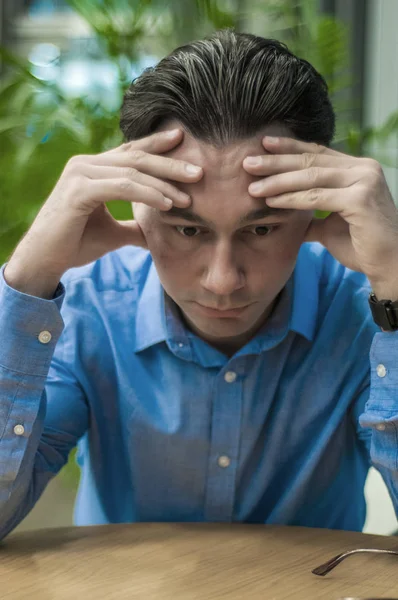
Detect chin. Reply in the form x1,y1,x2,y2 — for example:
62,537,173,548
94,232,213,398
190,313,256,335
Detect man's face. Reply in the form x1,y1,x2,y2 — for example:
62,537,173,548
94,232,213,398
133,123,313,355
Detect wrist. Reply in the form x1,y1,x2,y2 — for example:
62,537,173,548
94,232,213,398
371,286,398,302
4,262,61,300
368,278,398,301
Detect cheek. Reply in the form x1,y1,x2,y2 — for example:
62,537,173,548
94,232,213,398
252,224,306,282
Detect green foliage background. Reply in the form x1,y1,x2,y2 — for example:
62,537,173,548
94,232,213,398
1,0,397,489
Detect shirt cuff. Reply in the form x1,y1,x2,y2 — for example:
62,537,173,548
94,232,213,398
359,331,398,470
363,330,398,415
0,262,66,377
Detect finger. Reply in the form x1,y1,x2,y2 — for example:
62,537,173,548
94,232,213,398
243,152,359,176
84,177,175,211
248,166,362,197
262,135,347,158
108,128,185,155
88,148,203,184
82,164,191,208
265,187,352,214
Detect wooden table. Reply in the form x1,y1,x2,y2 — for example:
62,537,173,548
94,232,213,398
1,523,398,599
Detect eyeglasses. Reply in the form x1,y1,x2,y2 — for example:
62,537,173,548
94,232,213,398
312,547,398,576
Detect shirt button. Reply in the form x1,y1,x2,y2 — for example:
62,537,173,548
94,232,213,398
376,423,386,431
38,331,52,344
224,371,237,383
178,343,184,348
14,424,25,436
218,455,231,468
376,364,387,377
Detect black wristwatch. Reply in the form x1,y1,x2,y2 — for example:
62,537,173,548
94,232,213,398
368,292,398,331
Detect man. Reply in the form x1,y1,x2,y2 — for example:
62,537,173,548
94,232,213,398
0,29,397,540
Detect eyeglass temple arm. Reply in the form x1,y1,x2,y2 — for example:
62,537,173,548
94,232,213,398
312,548,398,576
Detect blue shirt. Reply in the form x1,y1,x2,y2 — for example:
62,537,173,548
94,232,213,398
0,242,397,540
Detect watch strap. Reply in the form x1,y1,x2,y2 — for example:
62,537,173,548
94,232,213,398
368,292,398,331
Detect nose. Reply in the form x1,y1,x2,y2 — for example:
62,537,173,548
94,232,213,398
201,240,245,297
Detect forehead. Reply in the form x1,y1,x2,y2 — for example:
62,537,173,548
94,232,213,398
159,122,293,224
162,121,291,178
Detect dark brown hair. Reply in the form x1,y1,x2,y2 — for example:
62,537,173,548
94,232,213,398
120,28,336,147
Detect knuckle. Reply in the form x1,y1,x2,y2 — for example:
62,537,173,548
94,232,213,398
121,141,134,152
302,152,317,170
312,142,326,154
129,149,146,163
368,171,381,189
362,165,382,191
67,155,85,170
368,159,383,175
67,177,89,208
125,166,139,180
119,178,134,192
307,188,322,203
305,166,319,183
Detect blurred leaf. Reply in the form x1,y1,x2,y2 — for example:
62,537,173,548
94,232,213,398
0,46,66,103
315,16,350,80
198,0,236,29
0,117,29,133
59,448,80,490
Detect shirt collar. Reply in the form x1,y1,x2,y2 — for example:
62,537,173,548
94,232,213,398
133,243,318,355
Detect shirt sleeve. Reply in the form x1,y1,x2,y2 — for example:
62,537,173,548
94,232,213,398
355,330,398,520
0,263,89,541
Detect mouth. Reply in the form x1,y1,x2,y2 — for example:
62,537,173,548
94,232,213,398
194,302,252,318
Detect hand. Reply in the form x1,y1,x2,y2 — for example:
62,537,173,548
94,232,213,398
6,128,203,281
243,136,398,299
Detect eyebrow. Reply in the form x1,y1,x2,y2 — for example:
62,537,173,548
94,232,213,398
159,205,295,226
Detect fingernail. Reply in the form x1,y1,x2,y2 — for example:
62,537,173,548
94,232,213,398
264,136,279,143
163,197,173,207
185,164,202,174
245,156,261,166
249,182,263,193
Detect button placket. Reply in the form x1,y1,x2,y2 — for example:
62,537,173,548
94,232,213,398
204,366,243,521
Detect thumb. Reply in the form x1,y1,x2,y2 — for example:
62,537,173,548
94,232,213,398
303,216,326,244
91,206,149,251
111,219,149,250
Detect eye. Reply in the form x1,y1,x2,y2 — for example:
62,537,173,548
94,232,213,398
173,224,279,238
175,226,203,237
245,225,278,236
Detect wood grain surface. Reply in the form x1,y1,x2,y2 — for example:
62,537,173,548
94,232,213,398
1,523,398,599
